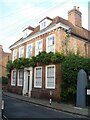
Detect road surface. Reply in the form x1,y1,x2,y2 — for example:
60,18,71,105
2,94,88,119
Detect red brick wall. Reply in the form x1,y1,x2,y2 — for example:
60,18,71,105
9,27,90,101
8,85,22,95
68,6,82,27
31,64,62,101
11,28,89,59
0,45,11,77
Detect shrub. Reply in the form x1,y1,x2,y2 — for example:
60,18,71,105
87,81,90,88
61,53,90,102
6,60,14,72
0,76,9,85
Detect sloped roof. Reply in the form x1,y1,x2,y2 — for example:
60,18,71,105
39,16,53,23
22,26,34,32
50,16,90,41
10,16,90,49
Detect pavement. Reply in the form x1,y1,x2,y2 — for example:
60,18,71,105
2,92,90,118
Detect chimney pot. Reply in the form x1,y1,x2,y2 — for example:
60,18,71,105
77,6,80,11
68,6,82,27
74,6,76,9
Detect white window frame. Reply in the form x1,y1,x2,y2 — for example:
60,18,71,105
35,39,43,56
12,49,17,61
17,70,24,86
40,19,52,30
34,66,42,88
40,20,46,30
26,43,33,58
46,34,55,53
19,46,24,58
23,29,32,38
46,65,55,89
11,70,16,86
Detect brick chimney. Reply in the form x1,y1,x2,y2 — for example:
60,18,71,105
68,6,82,27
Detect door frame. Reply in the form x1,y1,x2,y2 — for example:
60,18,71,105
23,67,32,97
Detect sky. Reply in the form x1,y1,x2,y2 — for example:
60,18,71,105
0,0,89,53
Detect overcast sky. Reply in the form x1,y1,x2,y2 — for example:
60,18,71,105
0,0,89,53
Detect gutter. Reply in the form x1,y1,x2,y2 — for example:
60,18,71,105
72,32,90,42
9,23,70,49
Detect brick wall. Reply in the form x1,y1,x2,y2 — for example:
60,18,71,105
31,64,62,101
11,28,89,59
9,26,90,101
0,45,11,77
88,44,90,58
68,6,82,27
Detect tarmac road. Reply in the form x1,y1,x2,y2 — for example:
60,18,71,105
2,94,89,119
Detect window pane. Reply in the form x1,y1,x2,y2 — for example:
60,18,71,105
47,66,54,77
20,47,24,57
28,52,32,58
36,68,41,77
28,45,32,51
35,67,42,87
13,50,17,60
12,71,16,85
46,66,55,88
47,35,55,53
28,45,32,57
19,71,24,79
35,40,42,55
19,70,24,86
47,82,54,87
13,71,16,79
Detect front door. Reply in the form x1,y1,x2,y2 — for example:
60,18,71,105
27,70,32,97
23,67,32,97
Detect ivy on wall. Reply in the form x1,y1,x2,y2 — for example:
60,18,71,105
6,52,65,71
6,52,90,103
6,60,13,72
61,53,90,103
36,52,65,64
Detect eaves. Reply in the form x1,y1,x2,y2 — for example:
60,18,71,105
9,22,70,49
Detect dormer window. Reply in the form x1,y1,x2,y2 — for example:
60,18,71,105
39,17,52,31
22,26,34,38
23,29,30,38
40,20,46,30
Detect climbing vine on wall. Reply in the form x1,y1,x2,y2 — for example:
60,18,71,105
61,53,90,102
6,52,65,70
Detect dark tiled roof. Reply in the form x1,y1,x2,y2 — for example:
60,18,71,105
50,16,90,41
39,16,53,23
23,26,34,31
10,16,90,49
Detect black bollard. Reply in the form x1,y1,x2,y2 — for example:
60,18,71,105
2,100,4,119
49,91,52,105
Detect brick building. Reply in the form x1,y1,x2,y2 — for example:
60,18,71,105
8,6,90,101
0,45,11,77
